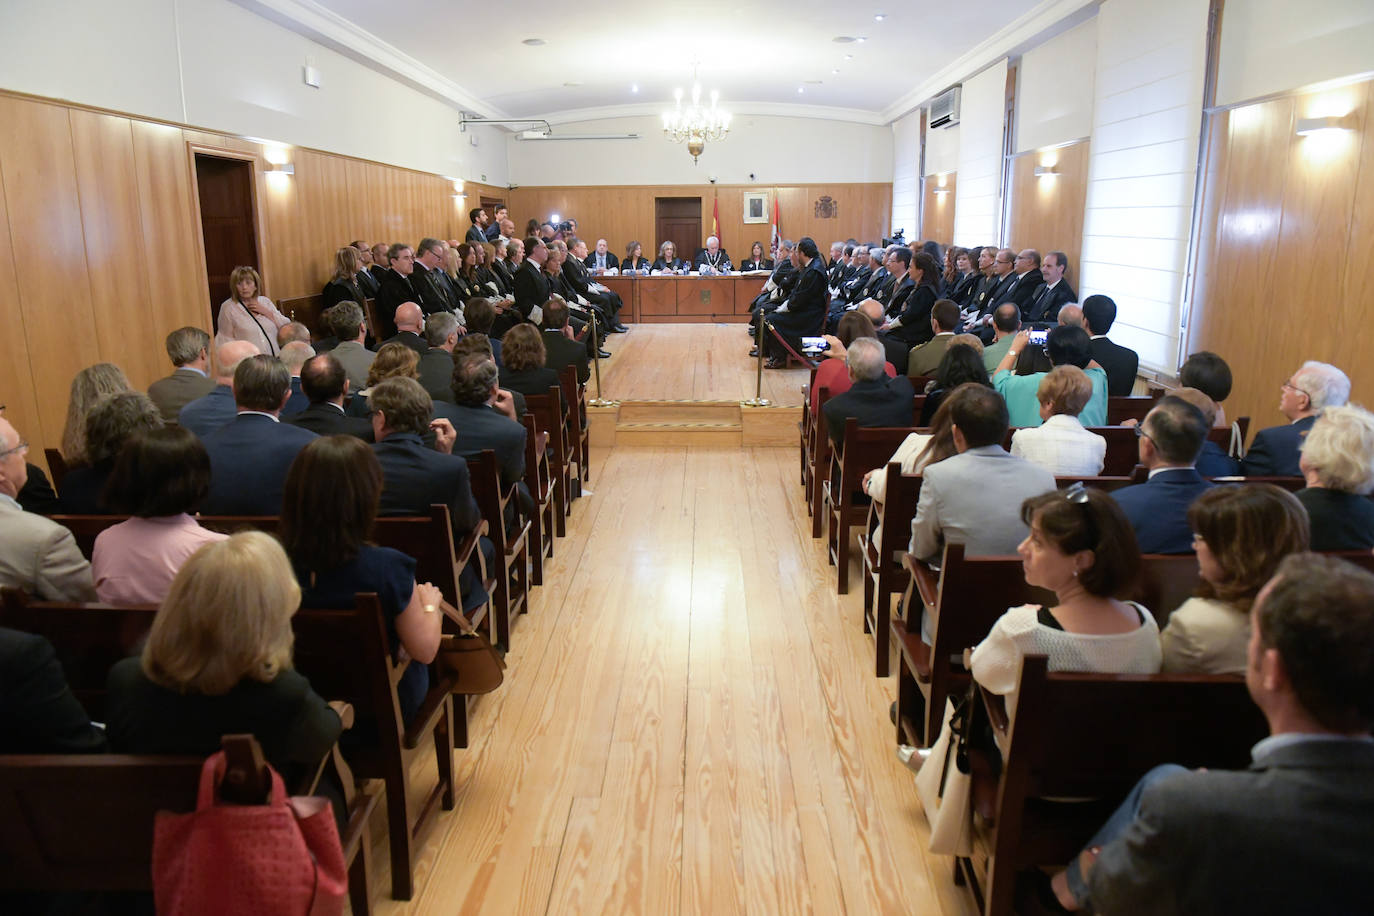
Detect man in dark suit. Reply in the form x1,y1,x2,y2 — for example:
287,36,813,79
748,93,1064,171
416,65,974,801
821,338,917,447
875,248,915,318
368,243,390,287
962,246,1014,340
1081,294,1139,396
0,627,107,753
279,340,313,417
583,238,620,274
540,299,591,385
374,243,419,340
285,354,374,441
506,236,552,336
748,240,799,317
764,238,830,368
200,355,317,515
147,326,216,422
1050,552,1374,915
691,236,732,275
368,376,488,611
564,238,626,331
1241,361,1350,477
837,246,873,304
418,312,460,403
1110,396,1213,553
179,339,259,439
352,240,380,298
484,206,507,244
383,302,429,355
994,248,1042,320
856,300,909,371
465,207,489,244
448,353,528,511
410,238,458,316
1025,250,1077,323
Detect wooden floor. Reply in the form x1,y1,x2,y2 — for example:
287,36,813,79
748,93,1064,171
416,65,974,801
595,323,811,407
360,325,972,914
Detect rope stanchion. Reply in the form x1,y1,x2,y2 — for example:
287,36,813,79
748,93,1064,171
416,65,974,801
742,315,772,407
587,309,617,408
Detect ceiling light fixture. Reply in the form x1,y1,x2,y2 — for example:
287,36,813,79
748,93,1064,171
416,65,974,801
1296,115,1353,136
662,68,730,164
844,54,854,60
521,38,545,46
631,84,639,93
856,36,867,42
874,13,886,21
832,69,840,74
832,36,856,43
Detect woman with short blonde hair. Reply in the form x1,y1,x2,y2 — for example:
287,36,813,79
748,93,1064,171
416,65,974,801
1008,365,1107,476
1298,404,1374,550
348,342,421,417
215,265,290,354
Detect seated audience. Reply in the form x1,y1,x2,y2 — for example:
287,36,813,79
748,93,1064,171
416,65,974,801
993,248,1043,318
447,352,527,491
1045,553,1374,915
909,385,1057,639
622,240,651,274
279,340,314,417
179,340,258,439
283,435,445,723
1160,484,1309,674
346,342,420,417
1056,304,1084,328
765,238,831,367
201,355,317,515
1025,250,1077,323
278,321,311,349
584,238,619,273
464,297,503,366
1081,295,1139,396
384,302,429,355
368,243,390,286
651,240,687,274
0,626,106,752
374,243,419,339
93,427,228,605
905,299,962,377
1169,386,1238,476
499,324,561,397
1179,350,1233,428
15,457,62,515
740,241,773,272
863,398,958,505
980,303,1021,372
322,300,376,392
322,246,372,310
61,362,132,467
1296,404,1374,551
351,240,379,297
214,265,289,354
540,298,591,384
0,415,96,601
878,250,940,347
148,326,215,422
969,487,1158,721
992,325,1109,428
105,532,342,788
813,312,897,414
286,354,374,441
1242,360,1351,477
1111,396,1214,554
1009,366,1107,476
820,338,916,448
917,343,993,426
946,247,980,305
419,312,460,403
60,391,163,514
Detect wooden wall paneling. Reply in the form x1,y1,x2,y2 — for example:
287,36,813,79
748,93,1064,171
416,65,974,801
260,154,305,304
344,158,377,246
131,121,211,353
0,96,102,453
1005,140,1089,281
1338,83,1374,397
0,145,46,473
69,110,162,390
921,173,956,244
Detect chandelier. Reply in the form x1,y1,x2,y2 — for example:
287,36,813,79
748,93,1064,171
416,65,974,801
662,79,730,163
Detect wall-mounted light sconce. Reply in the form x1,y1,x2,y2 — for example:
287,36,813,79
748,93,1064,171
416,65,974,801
1296,115,1353,136
265,162,295,176
1034,165,1059,178
933,186,950,196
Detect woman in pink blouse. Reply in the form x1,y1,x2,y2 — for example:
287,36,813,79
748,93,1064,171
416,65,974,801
214,266,290,355
92,427,227,605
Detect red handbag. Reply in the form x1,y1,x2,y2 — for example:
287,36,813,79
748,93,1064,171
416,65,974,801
152,749,347,916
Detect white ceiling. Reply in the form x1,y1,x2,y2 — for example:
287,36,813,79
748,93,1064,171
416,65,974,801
242,0,1070,126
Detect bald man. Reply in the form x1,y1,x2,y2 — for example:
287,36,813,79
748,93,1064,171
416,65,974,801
1057,304,1084,328
384,302,429,355
178,339,260,438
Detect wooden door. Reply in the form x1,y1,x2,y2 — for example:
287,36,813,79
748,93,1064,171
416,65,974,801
194,155,260,320
654,197,701,264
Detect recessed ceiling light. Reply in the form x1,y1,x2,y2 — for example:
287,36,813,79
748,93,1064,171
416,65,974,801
844,54,854,60
832,35,856,43
521,38,545,46
631,84,638,93
874,13,886,21
856,36,867,42
797,86,805,94
805,80,822,85
563,81,582,87
832,69,840,74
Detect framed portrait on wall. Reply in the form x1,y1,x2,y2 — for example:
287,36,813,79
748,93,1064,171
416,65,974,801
743,192,769,223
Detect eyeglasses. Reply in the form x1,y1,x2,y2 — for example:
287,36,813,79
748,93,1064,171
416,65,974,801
1282,380,1309,400
1133,424,1155,446
0,439,29,459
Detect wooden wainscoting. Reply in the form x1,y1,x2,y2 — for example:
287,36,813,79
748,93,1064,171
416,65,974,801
921,172,956,244
1005,139,1089,282
1186,78,1373,428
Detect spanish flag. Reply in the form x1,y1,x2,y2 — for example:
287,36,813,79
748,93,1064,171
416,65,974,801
711,194,720,239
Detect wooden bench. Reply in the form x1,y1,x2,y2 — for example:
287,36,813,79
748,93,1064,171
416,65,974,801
0,733,378,914
466,450,531,650
1106,394,1159,425
859,462,923,677
826,419,915,594
558,364,590,498
961,656,1268,915
42,447,70,491
799,366,819,487
521,412,555,586
526,390,572,537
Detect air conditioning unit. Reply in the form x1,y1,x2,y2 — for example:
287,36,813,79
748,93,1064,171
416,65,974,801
929,86,961,129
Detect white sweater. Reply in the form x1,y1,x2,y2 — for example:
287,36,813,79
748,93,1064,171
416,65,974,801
970,603,1162,720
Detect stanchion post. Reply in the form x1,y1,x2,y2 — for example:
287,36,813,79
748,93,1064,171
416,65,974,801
742,314,772,407
587,309,617,407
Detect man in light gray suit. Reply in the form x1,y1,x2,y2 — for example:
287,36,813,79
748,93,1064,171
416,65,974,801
1046,552,1374,914
909,383,1055,641
0,416,97,602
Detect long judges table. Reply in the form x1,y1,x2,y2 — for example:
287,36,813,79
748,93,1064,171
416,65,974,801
600,275,768,323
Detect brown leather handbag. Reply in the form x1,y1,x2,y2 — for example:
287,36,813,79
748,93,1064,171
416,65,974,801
436,602,505,695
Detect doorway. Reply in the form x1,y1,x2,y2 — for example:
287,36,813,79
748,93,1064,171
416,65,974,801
194,154,260,326
654,197,701,263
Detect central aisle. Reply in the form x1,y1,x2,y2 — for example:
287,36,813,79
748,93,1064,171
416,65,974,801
375,444,975,915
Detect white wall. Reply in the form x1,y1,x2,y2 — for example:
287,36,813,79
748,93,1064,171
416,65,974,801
0,0,508,185
506,114,893,187
891,111,921,240
953,60,1009,247
925,123,960,176
1016,17,1098,152
1079,0,1210,373
1217,0,1374,106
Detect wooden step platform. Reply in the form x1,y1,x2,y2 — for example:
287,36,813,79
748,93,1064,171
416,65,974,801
588,399,799,447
